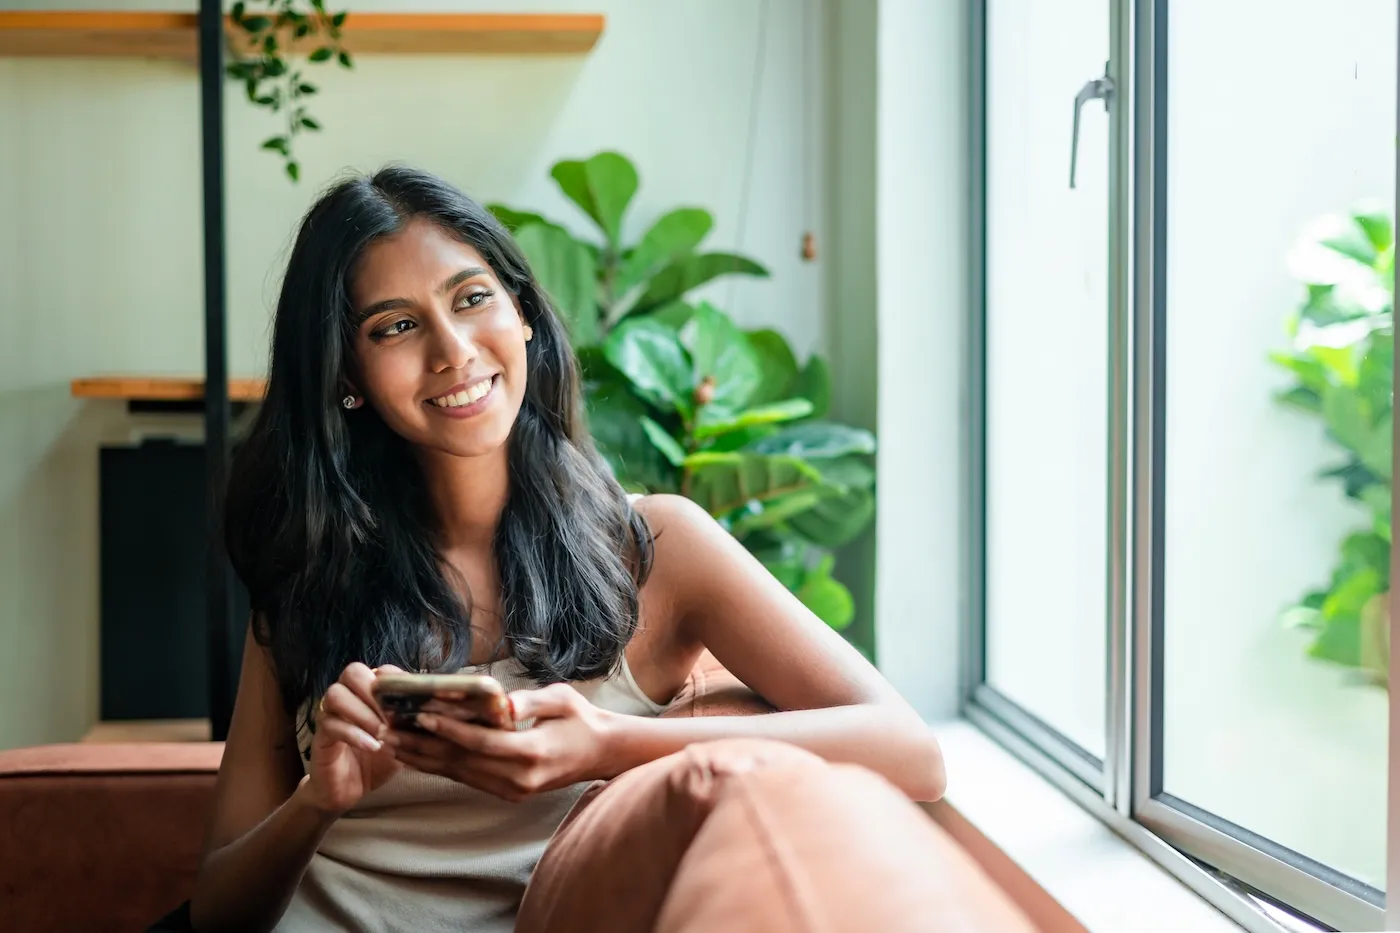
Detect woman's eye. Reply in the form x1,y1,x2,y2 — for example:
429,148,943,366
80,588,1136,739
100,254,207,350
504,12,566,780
373,320,415,339
457,290,492,310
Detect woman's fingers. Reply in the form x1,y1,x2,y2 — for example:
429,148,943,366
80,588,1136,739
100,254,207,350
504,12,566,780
316,714,383,753
339,663,387,725
508,683,583,723
321,681,386,738
391,748,526,802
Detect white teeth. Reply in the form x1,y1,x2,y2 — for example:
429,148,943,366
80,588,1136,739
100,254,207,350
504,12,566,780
432,378,492,408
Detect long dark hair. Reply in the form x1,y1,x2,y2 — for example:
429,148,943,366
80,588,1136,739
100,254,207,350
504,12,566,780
225,166,652,723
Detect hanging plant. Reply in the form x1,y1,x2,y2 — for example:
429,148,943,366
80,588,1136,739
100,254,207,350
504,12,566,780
226,0,354,182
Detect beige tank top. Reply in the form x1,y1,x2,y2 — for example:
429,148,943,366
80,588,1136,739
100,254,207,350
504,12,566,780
277,655,667,932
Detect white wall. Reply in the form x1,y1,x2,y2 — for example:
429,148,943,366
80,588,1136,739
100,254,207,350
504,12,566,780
872,0,968,721
0,0,838,748
1159,0,1393,890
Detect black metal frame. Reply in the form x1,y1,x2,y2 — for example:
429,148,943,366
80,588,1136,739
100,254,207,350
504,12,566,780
198,0,234,741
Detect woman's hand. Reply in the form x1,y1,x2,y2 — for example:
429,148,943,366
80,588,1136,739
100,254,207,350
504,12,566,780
386,683,614,802
301,662,403,815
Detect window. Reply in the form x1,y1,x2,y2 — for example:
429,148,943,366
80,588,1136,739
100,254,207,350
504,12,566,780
967,2,1395,930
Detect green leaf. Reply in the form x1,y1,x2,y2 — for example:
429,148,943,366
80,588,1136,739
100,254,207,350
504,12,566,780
1309,615,1363,667
233,1,246,20
748,421,876,460
683,303,763,417
603,319,694,414
683,452,822,517
639,416,686,467
285,161,300,182
255,95,277,106
1275,386,1322,413
332,11,349,27
615,208,714,294
646,300,694,332
1359,593,1390,684
587,383,675,491
309,47,334,62
487,205,555,232
1354,206,1395,253
730,489,827,537
514,224,599,346
1341,531,1390,585
695,399,815,440
811,455,876,490
791,487,875,548
761,555,805,591
634,253,769,313
747,329,799,406
297,82,318,95
788,356,832,419
240,15,272,32
797,556,855,631
1322,566,1383,628
1322,384,1373,456
300,116,321,131
550,152,639,249
1361,412,1392,480
1321,230,1379,267
338,51,352,69
261,136,290,155
702,424,778,453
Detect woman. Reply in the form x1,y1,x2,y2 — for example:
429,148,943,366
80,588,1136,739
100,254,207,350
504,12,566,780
189,166,945,933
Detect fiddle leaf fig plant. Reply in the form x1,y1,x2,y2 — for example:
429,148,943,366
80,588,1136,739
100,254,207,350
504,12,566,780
493,153,876,639
227,0,354,182
1272,205,1394,686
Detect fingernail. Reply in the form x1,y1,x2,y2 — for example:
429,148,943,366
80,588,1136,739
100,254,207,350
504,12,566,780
417,713,437,731
359,731,383,752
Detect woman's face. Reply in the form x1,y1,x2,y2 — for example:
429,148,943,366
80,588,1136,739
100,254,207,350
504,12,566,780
348,218,529,459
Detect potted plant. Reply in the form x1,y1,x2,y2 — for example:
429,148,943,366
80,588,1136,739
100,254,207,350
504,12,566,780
1273,205,1393,686
492,152,877,643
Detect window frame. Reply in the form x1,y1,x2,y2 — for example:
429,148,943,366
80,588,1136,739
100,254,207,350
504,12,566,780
963,1,1393,930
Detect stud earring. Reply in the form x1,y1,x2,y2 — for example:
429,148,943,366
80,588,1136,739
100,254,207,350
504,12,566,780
522,324,534,342
342,395,357,410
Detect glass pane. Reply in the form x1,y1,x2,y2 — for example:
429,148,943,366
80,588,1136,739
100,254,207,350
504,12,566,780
1160,2,1394,889
983,0,1110,760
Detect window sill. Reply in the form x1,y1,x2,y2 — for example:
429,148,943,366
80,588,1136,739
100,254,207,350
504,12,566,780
924,720,1305,933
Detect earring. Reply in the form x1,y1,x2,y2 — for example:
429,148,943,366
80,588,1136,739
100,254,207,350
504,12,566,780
522,324,534,342
342,395,357,410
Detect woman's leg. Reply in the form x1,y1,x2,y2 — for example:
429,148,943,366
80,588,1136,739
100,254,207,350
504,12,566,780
655,758,1035,933
516,739,822,933
516,738,1032,933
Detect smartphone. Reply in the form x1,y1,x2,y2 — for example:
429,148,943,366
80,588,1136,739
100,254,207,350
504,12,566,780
372,672,516,732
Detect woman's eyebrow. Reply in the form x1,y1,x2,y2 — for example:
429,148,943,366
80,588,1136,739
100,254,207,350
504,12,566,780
354,266,490,324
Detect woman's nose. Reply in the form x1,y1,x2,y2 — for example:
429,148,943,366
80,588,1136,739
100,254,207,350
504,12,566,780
428,318,477,373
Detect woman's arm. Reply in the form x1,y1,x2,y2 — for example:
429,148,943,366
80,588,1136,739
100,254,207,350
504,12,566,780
191,628,396,933
611,494,944,800
393,495,946,803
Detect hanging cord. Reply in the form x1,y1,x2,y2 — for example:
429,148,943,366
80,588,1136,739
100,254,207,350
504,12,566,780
799,0,816,262
728,0,771,310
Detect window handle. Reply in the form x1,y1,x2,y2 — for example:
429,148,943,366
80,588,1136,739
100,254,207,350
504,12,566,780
1070,67,1115,189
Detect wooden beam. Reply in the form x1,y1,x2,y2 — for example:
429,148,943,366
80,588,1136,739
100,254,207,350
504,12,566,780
71,376,266,403
0,11,604,59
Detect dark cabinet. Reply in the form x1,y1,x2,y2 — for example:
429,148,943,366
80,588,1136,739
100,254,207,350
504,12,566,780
100,440,248,720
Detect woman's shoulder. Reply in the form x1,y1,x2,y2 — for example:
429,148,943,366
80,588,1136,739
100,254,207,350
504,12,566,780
628,493,712,535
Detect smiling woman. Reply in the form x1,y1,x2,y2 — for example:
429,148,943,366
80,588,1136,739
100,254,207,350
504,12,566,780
191,166,943,933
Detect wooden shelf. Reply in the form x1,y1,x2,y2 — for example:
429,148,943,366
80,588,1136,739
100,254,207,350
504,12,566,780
72,375,267,403
0,11,604,59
